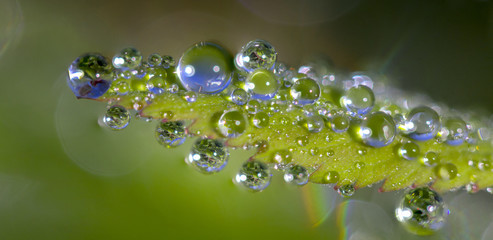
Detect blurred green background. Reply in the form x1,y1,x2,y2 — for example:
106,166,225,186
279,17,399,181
0,0,492,239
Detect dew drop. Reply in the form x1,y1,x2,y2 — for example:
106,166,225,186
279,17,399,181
398,141,420,160
296,135,309,147
407,106,441,141
358,112,396,148
272,149,293,170
183,91,198,103
341,85,375,115
245,99,261,114
444,117,468,146
235,160,272,192
395,187,449,235
68,53,114,99
186,138,229,174
230,88,249,105
147,53,162,67
303,115,325,133
290,77,321,105
420,151,439,167
235,39,277,72
245,69,280,100
146,76,168,94
112,47,142,70
102,105,130,130
323,171,339,184
436,163,458,180
338,184,355,197
111,79,130,95
217,110,247,138
177,42,233,94
284,165,309,186
252,111,270,128
161,55,176,68
155,121,186,148
329,113,350,133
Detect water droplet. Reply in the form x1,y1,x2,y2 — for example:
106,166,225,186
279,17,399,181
230,88,249,105
436,163,458,180
245,69,280,100
161,55,176,68
398,141,420,160
102,105,130,130
155,121,186,148
235,39,277,72
296,135,309,146
407,106,441,141
272,149,293,170
357,148,367,155
146,76,168,94
112,47,142,70
217,110,247,137
358,112,396,148
177,42,233,94
478,159,491,171
183,91,197,103
284,165,309,186
329,114,350,133
245,99,261,114
354,161,365,169
341,85,375,115
420,151,439,167
303,115,325,133
444,117,468,145
290,77,321,105
186,138,229,174
235,160,272,192
147,53,162,67
338,184,355,197
322,171,339,184
68,53,114,99
111,79,130,95
395,187,449,235
252,111,270,128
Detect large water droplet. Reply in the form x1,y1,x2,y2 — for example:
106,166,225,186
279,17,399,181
290,77,321,105
284,165,309,186
102,106,130,130
186,138,229,174
177,42,233,94
68,53,114,99
245,69,280,100
112,47,142,70
358,112,396,147
235,39,277,72
395,187,449,235
235,160,272,192
155,121,186,148
407,106,441,141
398,141,420,160
341,85,375,115
216,110,247,138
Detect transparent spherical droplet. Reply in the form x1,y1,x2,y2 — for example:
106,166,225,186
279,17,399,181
341,85,375,115
322,171,339,184
444,117,468,146
338,184,355,197
217,110,247,137
245,99,261,114
186,138,229,174
252,111,270,128
290,77,321,106
235,160,272,192
436,163,458,180
296,135,309,146
398,141,420,160
183,91,197,103
68,53,114,99
395,187,449,235
420,151,439,167
303,115,325,133
245,69,280,100
329,114,350,133
155,121,186,148
272,149,293,170
358,112,396,148
177,42,233,94
161,55,176,68
147,53,162,67
230,88,249,105
284,165,309,186
236,39,277,72
146,76,168,94
407,106,441,141
112,47,142,70
102,106,130,130
111,78,130,95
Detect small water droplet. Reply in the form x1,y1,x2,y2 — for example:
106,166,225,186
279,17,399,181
245,69,280,100
183,91,198,103
444,117,468,145
230,88,249,105
338,184,355,197
235,39,277,72
407,106,441,141
296,135,309,147
161,55,175,68
147,53,162,67
217,110,247,138
420,151,439,167
155,121,186,148
290,77,321,105
186,138,229,174
398,141,420,160
358,112,396,148
329,113,350,133
303,115,325,133
341,85,375,115
102,105,130,130
436,163,458,180
146,76,168,94
252,111,270,128
235,160,272,192
113,47,142,70
395,187,449,235
323,171,339,184
272,149,293,170
245,99,261,114
284,165,309,186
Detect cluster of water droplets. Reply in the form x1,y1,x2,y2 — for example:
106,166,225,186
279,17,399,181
68,38,493,235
